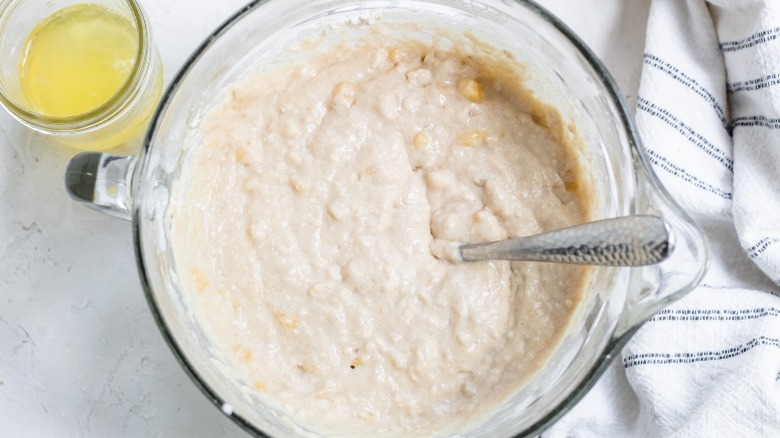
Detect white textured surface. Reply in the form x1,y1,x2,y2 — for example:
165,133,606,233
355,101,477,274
0,0,650,436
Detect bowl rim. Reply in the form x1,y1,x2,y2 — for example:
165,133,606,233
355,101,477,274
133,0,647,437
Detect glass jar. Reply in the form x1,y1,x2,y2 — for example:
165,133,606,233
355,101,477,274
64,0,709,436
0,0,162,150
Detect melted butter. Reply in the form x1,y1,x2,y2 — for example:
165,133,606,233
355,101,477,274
19,4,138,117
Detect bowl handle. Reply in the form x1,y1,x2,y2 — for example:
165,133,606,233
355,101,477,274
65,152,136,221
613,162,710,338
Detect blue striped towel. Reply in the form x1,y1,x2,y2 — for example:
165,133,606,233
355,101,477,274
547,0,780,436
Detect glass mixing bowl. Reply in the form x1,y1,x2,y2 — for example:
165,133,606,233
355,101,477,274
65,0,708,436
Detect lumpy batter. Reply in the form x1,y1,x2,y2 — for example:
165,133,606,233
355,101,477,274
172,36,589,436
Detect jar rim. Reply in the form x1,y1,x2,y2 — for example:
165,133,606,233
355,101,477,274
0,0,150,131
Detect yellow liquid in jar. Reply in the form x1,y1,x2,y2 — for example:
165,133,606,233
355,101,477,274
19,4,137,118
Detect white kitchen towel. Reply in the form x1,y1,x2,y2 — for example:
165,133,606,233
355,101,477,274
546,0,780,436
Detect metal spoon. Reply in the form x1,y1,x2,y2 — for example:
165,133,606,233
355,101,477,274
459,215,672,266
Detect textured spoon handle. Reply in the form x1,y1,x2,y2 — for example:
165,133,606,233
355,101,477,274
460,215,672,266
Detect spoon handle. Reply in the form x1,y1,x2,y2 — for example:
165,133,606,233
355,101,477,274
460,215,673,266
